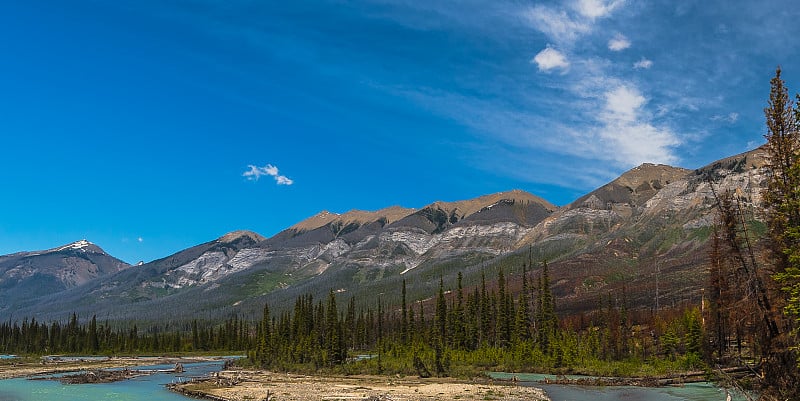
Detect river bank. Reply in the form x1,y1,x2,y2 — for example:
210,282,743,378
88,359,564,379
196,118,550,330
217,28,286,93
169,370,549,401
0,356,215,379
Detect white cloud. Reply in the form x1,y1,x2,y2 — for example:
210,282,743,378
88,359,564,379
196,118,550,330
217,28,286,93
394,77,682,186
572,0,625,20
243,164,294,185
532,46,570,72
525,5,590,45
137,237,143,243
375,1,684,185
597,85,680,166
525,1,625,46
608,33,630,51
603,86,644,122
633,57,653,69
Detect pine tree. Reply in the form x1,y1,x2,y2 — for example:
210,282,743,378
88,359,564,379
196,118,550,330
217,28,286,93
497,268,510,347
401,279,409,345
760,67,800,399
707,223,730,362
345,297,357,350
436,277,447,343
514,262,532,344
479,272,491,346
535,261,558,353
763,67,800,343
191,320,199,351
408,302,416,345
257,304,271,366
326,290,343,365
453,272,466,349
87,315,98,353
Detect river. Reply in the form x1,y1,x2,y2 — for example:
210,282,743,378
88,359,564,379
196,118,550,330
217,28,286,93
0,362,748,401
490,372,748,401
0,360,223,401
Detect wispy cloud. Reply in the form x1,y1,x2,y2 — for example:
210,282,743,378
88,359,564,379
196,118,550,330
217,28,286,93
382,0,688,189
633,57,653,69
519,1,682,169
711,112,739,124
532,46,570,73
525,5,590,45
243,164,294,185
526,0,625,46
608,33,630,51
573,0,626,20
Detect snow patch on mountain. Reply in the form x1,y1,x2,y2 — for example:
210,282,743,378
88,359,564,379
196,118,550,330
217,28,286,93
55,240,93,252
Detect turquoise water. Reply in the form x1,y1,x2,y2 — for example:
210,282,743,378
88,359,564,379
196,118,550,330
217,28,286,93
490,372,746,401
0,356,17,360
0,360,222,401
1,364,744,401
538,382,736,401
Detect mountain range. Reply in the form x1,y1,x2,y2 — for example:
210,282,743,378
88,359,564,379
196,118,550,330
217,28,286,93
0,147,769,322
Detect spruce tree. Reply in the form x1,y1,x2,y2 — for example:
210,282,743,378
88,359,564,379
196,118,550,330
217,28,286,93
436,277,447,343
761,68,800,398
514,263,532,344
764,68,800,341
326,290,343,365
453,272,466,349
401,279,409,345
497,268,510,347
479,272,491,346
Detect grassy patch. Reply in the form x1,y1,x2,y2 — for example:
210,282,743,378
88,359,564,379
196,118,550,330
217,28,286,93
240,271,293,297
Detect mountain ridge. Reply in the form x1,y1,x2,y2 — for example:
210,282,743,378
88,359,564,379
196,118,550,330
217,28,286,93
0,239,129,316
0,147,770,322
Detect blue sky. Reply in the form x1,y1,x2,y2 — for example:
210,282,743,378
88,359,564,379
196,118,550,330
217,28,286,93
1,0,799,264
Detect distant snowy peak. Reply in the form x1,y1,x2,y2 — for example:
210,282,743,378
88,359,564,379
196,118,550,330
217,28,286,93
56,239,92,251
51,239,104,254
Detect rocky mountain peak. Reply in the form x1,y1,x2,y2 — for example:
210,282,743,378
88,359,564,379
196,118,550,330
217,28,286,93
0,239,129,314
291,211,340,232
50,239,106,255
694,145,769,179
291,206,415,233
568,164,691,210
218,230,266,244
426,190,556,219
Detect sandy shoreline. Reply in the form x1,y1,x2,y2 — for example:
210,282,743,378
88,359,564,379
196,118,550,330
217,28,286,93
169,370,549,401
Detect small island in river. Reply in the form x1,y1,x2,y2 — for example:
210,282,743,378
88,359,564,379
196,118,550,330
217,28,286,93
168,369,549,401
